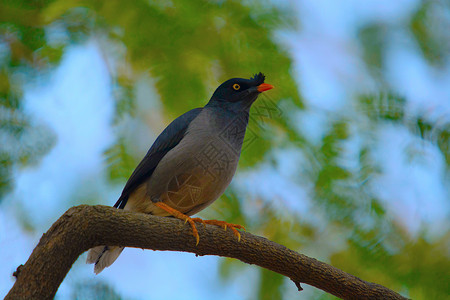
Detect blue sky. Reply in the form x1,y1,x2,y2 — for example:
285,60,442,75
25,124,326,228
1,1,449,299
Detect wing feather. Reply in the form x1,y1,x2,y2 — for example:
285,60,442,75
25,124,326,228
114,108,203,209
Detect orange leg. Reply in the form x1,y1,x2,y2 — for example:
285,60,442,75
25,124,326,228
154,202,245,244
154,202,200,245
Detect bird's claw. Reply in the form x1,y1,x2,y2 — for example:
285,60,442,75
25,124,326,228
155,202,200,245
194,219,245,241
153,203,244,245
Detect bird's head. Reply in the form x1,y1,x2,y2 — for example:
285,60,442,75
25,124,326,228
208,73,274,110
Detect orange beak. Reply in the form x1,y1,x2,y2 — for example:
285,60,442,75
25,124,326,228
257,83,274,92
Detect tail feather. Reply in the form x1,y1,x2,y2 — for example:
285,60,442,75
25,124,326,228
86,246,124,274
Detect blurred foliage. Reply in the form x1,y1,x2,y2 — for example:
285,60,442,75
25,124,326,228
331,229,450,299
1,0,449,299
410,0,450,66
104,137,137,184
359,92,450,168
358,24,386,74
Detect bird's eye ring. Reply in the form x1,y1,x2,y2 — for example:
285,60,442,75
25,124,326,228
233,84,240,90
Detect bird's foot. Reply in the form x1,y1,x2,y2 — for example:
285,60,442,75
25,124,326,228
153,203,245,244
154,202,200,245
191,218,245,242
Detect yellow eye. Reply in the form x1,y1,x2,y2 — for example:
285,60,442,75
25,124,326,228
233,83,240,90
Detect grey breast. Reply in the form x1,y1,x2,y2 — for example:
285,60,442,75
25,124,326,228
146,106,248,215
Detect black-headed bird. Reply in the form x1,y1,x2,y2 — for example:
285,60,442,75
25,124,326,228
87,73,273,274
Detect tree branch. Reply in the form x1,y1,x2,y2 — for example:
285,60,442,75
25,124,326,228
6,205,407,299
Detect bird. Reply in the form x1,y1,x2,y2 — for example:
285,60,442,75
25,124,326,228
86,72,274,274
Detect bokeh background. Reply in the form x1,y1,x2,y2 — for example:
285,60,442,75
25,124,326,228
1,0,449,299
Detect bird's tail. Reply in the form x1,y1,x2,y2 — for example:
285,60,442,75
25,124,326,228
86,246,124,274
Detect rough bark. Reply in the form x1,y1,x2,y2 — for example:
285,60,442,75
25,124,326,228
6,205,407,300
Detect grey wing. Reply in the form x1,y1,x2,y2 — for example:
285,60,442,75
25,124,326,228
114,107,203,209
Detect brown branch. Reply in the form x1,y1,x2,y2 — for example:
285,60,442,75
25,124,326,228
6,205,407,300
